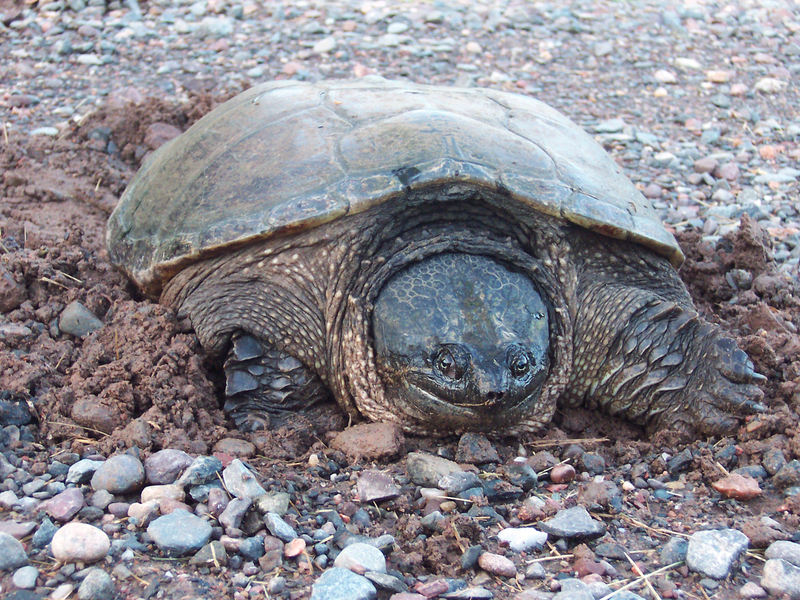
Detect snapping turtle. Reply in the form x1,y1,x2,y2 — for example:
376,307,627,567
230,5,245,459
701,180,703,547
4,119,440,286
107,78,765,437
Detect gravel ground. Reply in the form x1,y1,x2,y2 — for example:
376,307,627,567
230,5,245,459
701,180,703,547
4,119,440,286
1,0,800,599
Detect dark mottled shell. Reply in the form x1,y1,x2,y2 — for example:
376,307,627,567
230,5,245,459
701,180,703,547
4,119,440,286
107,77,682,295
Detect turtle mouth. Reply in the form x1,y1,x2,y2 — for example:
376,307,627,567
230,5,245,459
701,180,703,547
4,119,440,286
398,377,542,431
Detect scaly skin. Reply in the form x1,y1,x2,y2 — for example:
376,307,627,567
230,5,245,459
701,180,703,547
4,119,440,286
564,232,765,436
161,192,764,438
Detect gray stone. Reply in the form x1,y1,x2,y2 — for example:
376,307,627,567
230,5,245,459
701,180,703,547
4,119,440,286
90,489,115,510
406,452,462,486
438,471,482,494
175,456,223,487
222,459,266,499
593,41,613,57
147,510,212,557
254,491,291,516
585,581,613,599
580,453,606,474
219,497,252,530
59,301,103,337
444,587,493,599
357,470,400,502
265,512,297,542
189,541,228,567
455,432,500,464
0,490,19,509
761,558,800,598
538,506,606,539
239,536,265,561
310,567,376,600
78,568,114,600
144,449,194,484
595,118,626,133
341,534,395,553
686,528,749,579
553,578,592,600
334,542,387,574
66,459,104,485
525,561,547,579
386,22,408,34
91,454,145,494
364,571,407,593
12,565,39,589
313,37,336,53
196,16,233,38
765,540,800,567
774,460,800,488
32,518,59,548
660,536,689,566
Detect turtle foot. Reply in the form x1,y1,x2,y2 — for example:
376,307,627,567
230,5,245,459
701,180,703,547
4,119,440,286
222,332,329,432
649,331,766,437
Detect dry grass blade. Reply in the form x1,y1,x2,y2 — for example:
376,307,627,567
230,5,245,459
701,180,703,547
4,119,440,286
56,269,83,283
39,276,69,289
47,421,110,438
526,553,574,564
617,514,689,539
624,552,661,600
598,561,683,600
524,437,609,449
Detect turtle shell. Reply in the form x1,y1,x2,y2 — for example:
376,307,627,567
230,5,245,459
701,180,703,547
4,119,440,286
107,77,683,296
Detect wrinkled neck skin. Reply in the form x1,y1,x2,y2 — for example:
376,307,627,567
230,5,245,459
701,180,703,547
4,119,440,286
162,185,575,436
331,186,574,436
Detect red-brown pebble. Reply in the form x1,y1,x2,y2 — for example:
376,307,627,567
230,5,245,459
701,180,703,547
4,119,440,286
574,557,605,577
415,579,450,597
712,473,762,500
478,552,517,577
284,538,306,558
550,464,576,484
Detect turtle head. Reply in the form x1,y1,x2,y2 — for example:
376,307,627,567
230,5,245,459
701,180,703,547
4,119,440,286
372,253,550,432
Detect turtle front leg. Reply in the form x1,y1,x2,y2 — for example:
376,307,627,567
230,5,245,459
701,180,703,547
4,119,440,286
223,332,330,432
566,287,765,437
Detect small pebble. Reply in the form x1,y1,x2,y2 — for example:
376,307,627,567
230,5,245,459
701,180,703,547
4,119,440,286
686,528,749,579
265,513,297,542
51,523,110,564
712,473,762,500
334,542,386,574
222,459,266,499
78,568,115,600
550,464,576,483
91,454,145,494
147,510,212,557
12,565,39,589
310,567,376,600
357,470,400,502
477,552,516,577
498,527,548,552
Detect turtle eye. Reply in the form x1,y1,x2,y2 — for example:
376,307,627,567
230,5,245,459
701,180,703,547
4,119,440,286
433,347,466,381
508,346,533,378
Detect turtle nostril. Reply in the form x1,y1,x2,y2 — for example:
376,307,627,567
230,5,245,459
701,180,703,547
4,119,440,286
485,391,504,405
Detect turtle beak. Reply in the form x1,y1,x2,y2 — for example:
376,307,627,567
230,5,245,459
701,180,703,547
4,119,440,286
473,364,508,407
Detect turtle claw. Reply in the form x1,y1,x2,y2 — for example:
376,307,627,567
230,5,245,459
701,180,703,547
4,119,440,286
222,332,330,432
224,402,271,432
679,335,766,435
